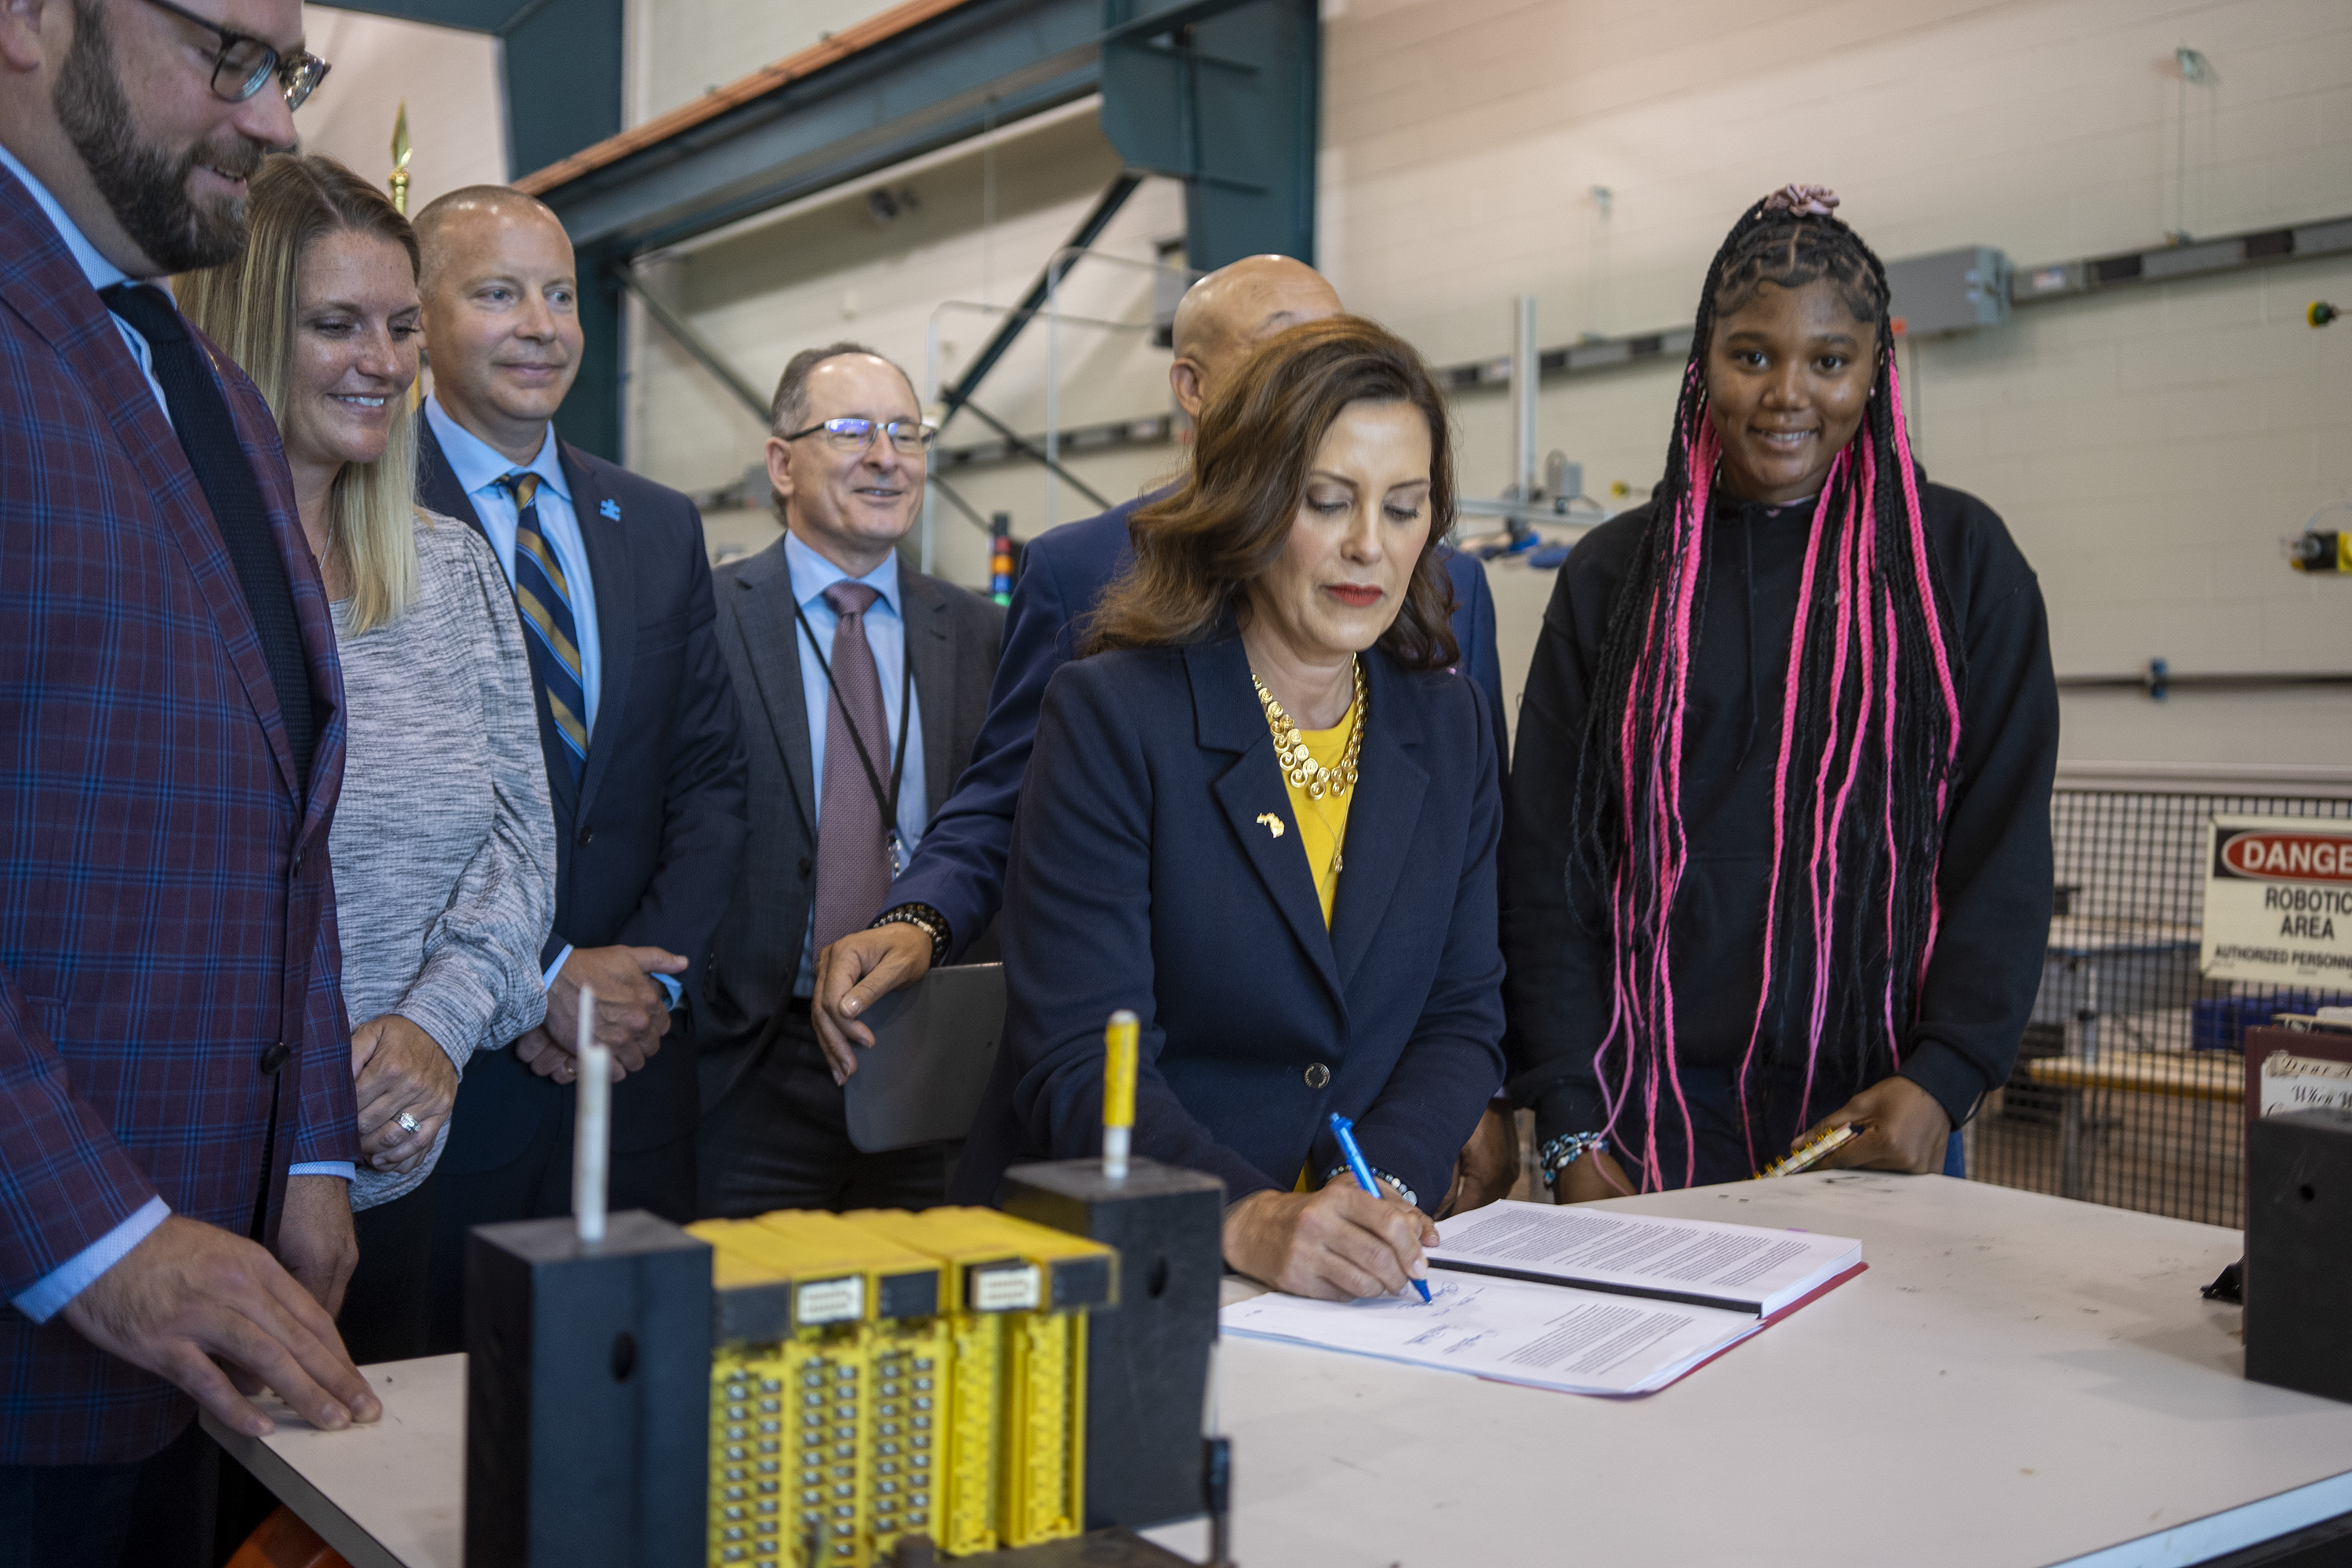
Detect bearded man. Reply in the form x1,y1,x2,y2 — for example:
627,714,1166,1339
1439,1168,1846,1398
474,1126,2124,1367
0,2,380,1563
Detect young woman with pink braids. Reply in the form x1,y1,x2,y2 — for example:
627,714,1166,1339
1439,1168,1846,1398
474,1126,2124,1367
1501,187,2059,1200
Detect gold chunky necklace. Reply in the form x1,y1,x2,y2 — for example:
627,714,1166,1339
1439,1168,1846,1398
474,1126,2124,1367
1252,658,1367,800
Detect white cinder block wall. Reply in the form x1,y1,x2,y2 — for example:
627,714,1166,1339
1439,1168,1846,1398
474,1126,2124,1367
618,0,2352,764
1318,0,2352,764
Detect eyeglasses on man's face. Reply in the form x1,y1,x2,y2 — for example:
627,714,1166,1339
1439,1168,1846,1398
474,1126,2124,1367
139,0,332,111
782,418,939,455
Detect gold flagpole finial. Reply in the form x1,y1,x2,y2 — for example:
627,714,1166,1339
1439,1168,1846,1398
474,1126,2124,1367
389,100,412,215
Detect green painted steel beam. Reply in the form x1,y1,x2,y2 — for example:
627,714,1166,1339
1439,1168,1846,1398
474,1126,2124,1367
318,0,623,182
483,0,1316,463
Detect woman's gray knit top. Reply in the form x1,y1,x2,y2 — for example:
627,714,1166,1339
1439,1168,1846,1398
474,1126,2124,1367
332,511,556,1210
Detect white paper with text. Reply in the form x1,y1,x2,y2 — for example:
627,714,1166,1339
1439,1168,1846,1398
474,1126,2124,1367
1219,1272,1764,1396
1428,1200,1860,1315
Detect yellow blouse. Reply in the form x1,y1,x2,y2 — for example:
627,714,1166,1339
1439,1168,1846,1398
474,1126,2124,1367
1283,702,1358,928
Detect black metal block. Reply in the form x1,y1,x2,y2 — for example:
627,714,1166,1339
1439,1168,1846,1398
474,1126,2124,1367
2246,1108,2352,1405
1000,1158,1225,1532
937,1525,1200,1566
463,1210,713,1566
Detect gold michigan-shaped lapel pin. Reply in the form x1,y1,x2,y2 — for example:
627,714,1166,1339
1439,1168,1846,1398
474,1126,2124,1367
1255,812,1285,838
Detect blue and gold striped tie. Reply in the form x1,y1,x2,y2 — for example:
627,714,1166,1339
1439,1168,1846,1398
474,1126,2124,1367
497,472,589,782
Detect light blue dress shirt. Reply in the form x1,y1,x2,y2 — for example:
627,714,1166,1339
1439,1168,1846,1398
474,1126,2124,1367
2,143,350,1323
421,396,681,1007
423,394,602,733
784,531,928,996
0,143,165,417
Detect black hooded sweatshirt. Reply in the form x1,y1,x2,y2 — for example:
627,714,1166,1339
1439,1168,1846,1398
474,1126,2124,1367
1501,480,2059,1157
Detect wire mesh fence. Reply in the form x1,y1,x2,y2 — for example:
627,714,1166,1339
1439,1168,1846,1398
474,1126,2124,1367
1962,789,2352,1230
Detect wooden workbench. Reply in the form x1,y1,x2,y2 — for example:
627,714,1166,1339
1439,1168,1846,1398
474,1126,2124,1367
207,1174,2352,1568
2021,1051,2242,1102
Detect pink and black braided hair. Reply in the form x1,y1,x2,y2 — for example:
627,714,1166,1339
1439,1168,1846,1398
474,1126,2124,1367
1566,189,1965,1190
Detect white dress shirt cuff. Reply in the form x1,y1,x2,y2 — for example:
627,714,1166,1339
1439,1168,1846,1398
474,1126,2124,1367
541,945,680,1011
10,1196,171,1324
289,1163,358,1182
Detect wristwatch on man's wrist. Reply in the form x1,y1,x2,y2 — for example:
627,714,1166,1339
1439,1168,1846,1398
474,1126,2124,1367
869,902,951,969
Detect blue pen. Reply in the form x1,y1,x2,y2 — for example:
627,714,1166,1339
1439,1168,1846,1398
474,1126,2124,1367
1328,1112,1432,1301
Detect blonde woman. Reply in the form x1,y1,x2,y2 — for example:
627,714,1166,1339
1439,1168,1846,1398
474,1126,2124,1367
178,155,555,1363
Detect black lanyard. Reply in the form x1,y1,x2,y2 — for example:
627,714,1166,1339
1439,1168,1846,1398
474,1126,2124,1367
793,596,914,871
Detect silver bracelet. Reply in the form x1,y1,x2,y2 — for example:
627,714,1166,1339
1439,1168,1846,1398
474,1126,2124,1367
1537,1132,1609,1189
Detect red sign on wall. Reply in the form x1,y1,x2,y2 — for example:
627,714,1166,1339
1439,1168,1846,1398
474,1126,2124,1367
2204,815,2352,986
2216,830,2352,884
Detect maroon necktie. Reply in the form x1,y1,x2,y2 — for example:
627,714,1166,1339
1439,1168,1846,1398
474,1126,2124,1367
811,581,894,953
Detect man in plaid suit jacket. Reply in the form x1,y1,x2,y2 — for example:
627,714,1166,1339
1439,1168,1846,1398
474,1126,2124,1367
0,0,379,1559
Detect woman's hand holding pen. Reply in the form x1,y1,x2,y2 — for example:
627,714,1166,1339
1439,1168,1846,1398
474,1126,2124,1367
1223,1185,1438,1301
1800,1075,1952,1174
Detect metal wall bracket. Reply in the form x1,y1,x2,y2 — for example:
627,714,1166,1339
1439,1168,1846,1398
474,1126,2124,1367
318,0,625,181
503,0,1319,461
1100,0,1317,272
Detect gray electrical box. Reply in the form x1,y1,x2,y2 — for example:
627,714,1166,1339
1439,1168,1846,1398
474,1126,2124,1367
1884,245,2011,336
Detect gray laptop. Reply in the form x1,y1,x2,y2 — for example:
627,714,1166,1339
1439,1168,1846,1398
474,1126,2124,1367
843,963,1007,1152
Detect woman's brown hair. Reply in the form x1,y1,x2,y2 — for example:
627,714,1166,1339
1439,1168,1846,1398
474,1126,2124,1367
1081,314,1459,670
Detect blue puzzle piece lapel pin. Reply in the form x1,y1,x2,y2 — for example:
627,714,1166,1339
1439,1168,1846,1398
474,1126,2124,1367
600,499,621,521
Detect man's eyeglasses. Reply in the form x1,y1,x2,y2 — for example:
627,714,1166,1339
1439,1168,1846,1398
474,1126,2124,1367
782,418,938,455
139,0,332,111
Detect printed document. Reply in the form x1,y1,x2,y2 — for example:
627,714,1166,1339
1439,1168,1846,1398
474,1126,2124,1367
1219,1272,1766,1396
1428,1200,1861,1315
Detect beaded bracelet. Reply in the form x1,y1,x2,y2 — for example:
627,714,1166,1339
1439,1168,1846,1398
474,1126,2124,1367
1323,1165,1419,1210
869,902,951,969
1536,1131,1610,1189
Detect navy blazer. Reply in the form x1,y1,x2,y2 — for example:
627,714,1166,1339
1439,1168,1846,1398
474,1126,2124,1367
887,495,1505,959
953,633,1507,1212
419,423,749,1157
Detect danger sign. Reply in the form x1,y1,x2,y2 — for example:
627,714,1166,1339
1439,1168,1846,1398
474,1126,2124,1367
2202,815,2352,987
2218,829,2352,882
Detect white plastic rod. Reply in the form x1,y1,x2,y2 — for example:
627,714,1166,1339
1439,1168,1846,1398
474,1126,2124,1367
1511,294,1540,504
573,984,610,1245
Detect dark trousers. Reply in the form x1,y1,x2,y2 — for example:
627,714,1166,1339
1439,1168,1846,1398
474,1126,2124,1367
697,1007,956,1218
213,1178,452,1562
1609,1064,1967,1188
423,1111,697,1357
0,1416,216,1568
340,1175,439,1367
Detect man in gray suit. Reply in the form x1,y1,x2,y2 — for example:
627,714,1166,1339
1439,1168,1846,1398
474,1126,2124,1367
698,343,1004,1214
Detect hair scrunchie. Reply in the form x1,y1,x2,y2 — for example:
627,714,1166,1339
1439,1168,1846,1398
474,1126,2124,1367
1762,183,1840,218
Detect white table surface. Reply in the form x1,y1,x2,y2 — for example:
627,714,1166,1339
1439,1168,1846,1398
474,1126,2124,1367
208,1174,2352,1568
206,1353,461,1568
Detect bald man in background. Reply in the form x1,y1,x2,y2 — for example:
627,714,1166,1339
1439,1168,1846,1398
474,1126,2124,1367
811,256,1516,1214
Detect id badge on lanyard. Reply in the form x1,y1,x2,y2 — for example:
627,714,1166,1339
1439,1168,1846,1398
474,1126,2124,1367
794,596,915,871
